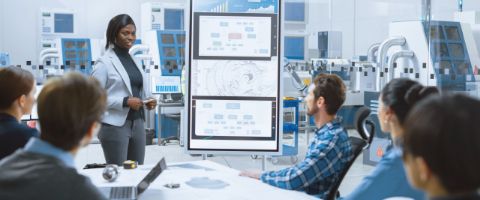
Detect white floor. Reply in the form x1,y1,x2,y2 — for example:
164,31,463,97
76,129,375,196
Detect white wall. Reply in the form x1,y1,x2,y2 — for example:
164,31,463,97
0,0,181,65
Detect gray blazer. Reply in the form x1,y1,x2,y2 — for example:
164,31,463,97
92,48,150,126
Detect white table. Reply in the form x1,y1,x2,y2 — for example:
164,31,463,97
81,160,318,200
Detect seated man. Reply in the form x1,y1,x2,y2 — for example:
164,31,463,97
402,94,480,200
0,73,107,200
240,74,352,198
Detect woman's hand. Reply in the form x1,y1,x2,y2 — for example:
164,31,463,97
144,98,157,110
127,97,143,110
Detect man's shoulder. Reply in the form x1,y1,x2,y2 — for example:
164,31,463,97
0,151,73,174
316,123,348,138
0,152,104,199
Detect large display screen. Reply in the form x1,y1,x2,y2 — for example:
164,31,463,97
193,13,277,60
188,8,280,153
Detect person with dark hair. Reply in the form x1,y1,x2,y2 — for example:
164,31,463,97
343,78,439,200
92,14,157,165
240,74,352,198
402,94,480,200
0,73,107,199
0,66,39,160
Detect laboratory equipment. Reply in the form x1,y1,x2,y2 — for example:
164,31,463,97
141,2,186,35
383,20,480,91
318,31,342,59
40,10,74,35
143,30,185,76
270,99,300,164
38,38,102,76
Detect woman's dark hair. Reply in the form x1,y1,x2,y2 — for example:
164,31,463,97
38,73,106,151
105,14,135,49
0,66,35,110
381,78,438,124
312,73,346,115
403,94,480,193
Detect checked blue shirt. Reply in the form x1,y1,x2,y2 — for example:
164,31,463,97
260,119,352,198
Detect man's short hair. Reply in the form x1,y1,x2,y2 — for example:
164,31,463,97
37,73,106,151
312,73,346,115
403,93,480,193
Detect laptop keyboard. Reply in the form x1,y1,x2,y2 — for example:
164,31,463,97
110,187,134,199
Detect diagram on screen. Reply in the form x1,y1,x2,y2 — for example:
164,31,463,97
193,13,277,60
199,15,270,58
192,99,274,140
191,60,277,97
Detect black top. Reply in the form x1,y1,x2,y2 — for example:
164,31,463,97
114,45,144,120
431,192,480,200
0,113,39,160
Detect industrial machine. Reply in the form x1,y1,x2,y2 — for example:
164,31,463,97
384,20,480,92
39,38,103,75
142,30,186,77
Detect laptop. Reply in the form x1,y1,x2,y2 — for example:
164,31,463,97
99,158,167,200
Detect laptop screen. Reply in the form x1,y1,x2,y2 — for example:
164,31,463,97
137,158,167,194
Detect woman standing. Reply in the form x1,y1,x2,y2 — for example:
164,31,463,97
92,14,156,165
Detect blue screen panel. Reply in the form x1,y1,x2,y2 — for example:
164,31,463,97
54,13,74,33
0,53,10,66
165,9,184,30
284,36,304,60
285,2,305,22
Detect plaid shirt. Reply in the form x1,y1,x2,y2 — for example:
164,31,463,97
260,119,352,198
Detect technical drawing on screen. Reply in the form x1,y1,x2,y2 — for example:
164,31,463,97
187,0,281,153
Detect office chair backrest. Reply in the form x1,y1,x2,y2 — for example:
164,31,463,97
354,106,375,148
325,106,375,200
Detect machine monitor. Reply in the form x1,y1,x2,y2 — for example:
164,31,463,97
54,13,74,33
41,11,74,34
284,36,306,60
151,76,181,94
193,12,276,60
284,1,306,23
165,9,184,30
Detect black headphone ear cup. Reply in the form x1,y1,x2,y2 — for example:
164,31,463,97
102,164,119,182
